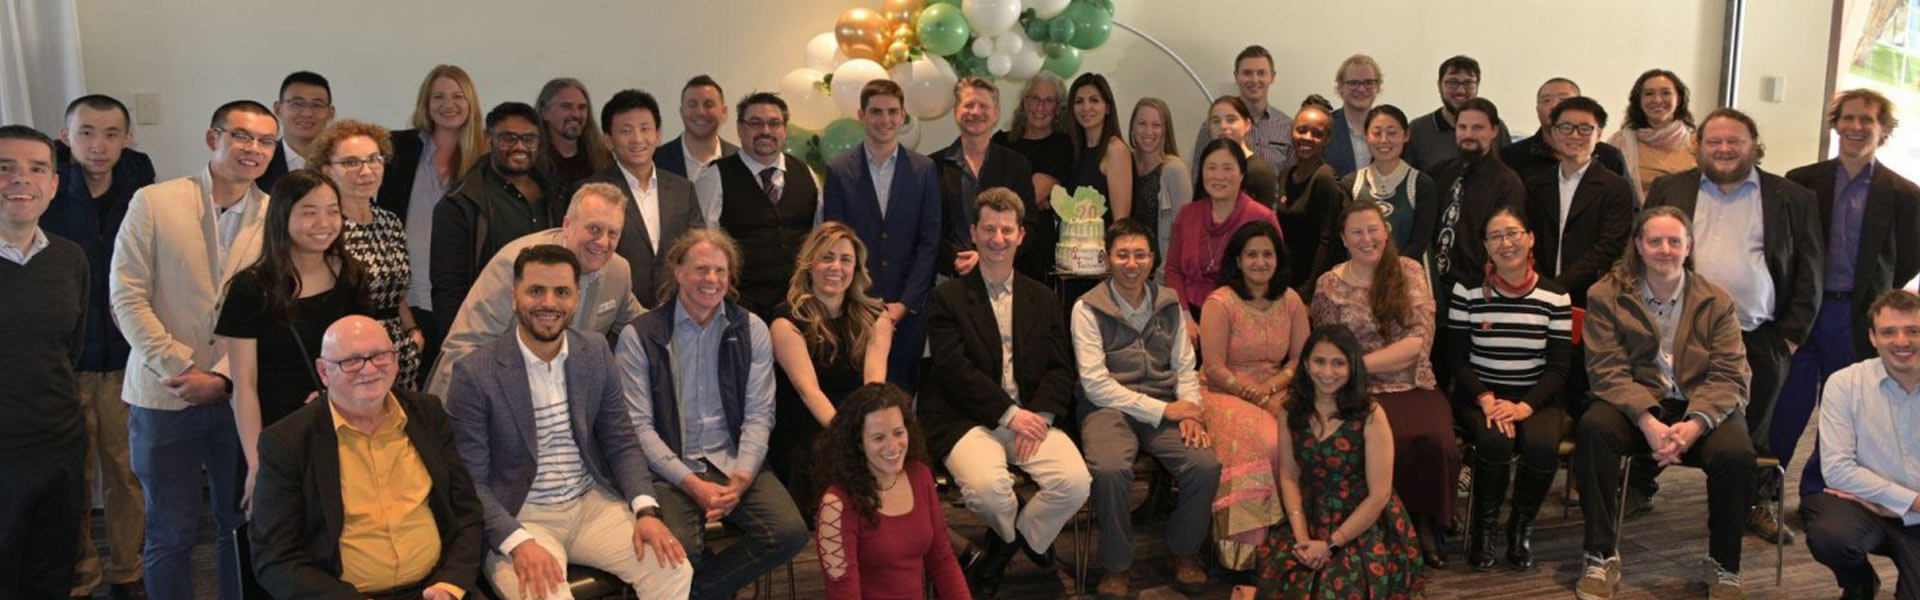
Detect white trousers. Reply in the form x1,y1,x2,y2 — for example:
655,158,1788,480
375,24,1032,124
944,425,1091,551
484,486,693,600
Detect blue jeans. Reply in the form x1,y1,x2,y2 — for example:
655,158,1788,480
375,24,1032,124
128,403,243,600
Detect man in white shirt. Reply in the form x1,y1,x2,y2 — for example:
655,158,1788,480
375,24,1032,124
261,71,333,191
574,89,704,307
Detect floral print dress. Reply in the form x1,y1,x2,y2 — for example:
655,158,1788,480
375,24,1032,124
1252,416,1426,599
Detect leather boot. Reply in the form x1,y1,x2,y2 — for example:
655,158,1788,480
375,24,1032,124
1467,456,1510,572
1506,463,1555,571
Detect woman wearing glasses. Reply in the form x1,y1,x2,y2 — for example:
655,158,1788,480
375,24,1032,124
310,120,425,390
1324,55,1383,178
993,72,1073,282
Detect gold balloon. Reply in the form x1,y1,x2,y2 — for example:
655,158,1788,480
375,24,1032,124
882,0,926,25
836,8,891,61
892,23,915,43
884,41,912,68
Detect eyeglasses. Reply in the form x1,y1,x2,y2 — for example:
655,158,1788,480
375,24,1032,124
1487,228,1529,245
1442,78,1480,90
214,127,278,149
1342,79,1381,89
281,99,331,113
321,350,398,373
491,132,540,148
742,118,787,131
326,154,390,171
1024,95,1060,107
1553,122,1599,137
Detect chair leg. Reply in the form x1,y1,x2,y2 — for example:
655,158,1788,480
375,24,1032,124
1613,456,1631,560
1562,457,1575,519
1773,464,1787,585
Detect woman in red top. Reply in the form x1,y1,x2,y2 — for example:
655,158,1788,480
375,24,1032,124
814,383,971,600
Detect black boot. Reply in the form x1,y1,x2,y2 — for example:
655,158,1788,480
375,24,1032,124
1505,463,1555,571
966,532,1019,598
1467,456,1509,572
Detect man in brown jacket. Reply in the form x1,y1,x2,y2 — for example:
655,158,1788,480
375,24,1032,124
1573,206,1758,600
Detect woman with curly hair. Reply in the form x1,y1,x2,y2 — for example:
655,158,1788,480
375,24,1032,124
309,120,427,389
814,383,971,600
1234,325,1426,599
769,222,894,513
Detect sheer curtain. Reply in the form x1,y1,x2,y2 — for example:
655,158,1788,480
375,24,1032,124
0,0,84,131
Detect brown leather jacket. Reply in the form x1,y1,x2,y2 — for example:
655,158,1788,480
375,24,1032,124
1583,269,1751,426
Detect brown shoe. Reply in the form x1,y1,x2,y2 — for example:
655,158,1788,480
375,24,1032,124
1746,503,1796,545
1172,555,1208,594
1095,573,1131,600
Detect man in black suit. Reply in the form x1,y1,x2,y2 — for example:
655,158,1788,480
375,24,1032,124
922,188,1089,597
936,77,1037,282
248,315,483,600
1502,78,1626,184
655,75,738,182
1644,107,1823,546
1779,89,1920,500
572,89,705,307
260,71,334,191
1525,96,1634,309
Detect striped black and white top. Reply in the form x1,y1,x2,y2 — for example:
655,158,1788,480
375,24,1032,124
1445,276,1574,408
520,337,594,506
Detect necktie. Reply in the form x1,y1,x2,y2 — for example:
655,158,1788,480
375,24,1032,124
759,167,781,204
1437,176,1462,280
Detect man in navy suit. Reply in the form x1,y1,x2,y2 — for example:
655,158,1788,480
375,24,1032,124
655,75,738,183
445,244,691,600
823,79,943,389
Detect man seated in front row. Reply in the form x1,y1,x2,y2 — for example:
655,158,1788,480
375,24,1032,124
616,228,809,600
922,188,1090,596
446,245,692,600
249,315,483,600
1574,206,1756,600
1803,289,1920,600
1073,219,1219,599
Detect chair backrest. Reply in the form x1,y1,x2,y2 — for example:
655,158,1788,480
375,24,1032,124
1571,306,1586,346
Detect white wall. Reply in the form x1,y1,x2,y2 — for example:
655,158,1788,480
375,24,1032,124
70,0,1827,181
1738,0,1839,168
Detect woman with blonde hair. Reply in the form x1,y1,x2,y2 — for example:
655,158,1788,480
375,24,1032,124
1129,97,1192,280
378,64,486,374
769,222,895,512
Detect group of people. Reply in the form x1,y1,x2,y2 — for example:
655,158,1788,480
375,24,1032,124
3,42,1920,600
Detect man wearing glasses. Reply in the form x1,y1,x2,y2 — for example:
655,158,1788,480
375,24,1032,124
248,315,485,600
259,71,334,191
431,102,561,337
1407,55,1511,172
693,92,821,320
109,100,277,600
1502,78,1627,185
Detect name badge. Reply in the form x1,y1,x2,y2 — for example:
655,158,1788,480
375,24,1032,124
599,300,616,314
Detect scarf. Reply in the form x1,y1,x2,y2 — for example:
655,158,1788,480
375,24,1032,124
1484,258,1540,300
1635,119,1692,152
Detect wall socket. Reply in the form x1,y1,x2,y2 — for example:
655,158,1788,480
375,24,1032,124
1761,76,1785,103
134,93,160,125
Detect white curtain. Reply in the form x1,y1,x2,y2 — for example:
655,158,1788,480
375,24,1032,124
0,0,85,131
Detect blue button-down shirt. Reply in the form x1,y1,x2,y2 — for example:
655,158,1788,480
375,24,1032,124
1827,162,1874,292
1820,357,1920,525
621,302,777,486
1692,170,1774,331
676,304,738,474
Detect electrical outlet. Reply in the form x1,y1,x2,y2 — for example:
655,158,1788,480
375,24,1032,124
1761,77,1784,103
134,93,160,125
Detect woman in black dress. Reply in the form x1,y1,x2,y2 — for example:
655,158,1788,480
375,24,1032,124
993,71,1072,282
769,222,894,512
1274,95,1352,297
217,169,370,508
1067,73,1134,225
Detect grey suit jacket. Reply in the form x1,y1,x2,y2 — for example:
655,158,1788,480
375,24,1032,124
444,329,656,549
572,164,705,307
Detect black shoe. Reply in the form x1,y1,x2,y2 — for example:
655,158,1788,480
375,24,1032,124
966,533,1018,598
1506,465,1555,571
1623,487,1655,519
1838,575,1880,600
1416,515,1449,569
1019,535,1057,569
107,582,147,600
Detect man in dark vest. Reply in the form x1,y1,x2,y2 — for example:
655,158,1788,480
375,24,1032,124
693,92,819,320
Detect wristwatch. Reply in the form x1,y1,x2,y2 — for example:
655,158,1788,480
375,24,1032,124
1327,536,1342,554
635,506,662,521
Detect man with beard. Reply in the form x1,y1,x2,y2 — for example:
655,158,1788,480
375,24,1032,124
1407,56,1511,172
447,245,693,600
1425,97,1525,292
425,183,645,398
1501,78,1626,184
1646,107,1821,546
535,78,611,189
432,102,563,334
1190,45,1293,175
657,76,738,182
694,92,819,319
574,89,703,307
935,77,1034,280
259,71,333,191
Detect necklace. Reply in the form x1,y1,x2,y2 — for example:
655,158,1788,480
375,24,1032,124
876,472,902,492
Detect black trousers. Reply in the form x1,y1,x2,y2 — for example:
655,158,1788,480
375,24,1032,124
1803,491,1920,598
1461,402,1566,474
1743,324,1791,499
0,447,85,600
1576,402,1756,571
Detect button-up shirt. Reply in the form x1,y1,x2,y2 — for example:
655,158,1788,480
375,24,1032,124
694,151,823,227
675,304,739,475
1555,159,1592,270
624,301,777,486
1827,161,1874,292
280,139,307,171
1820,357,1920,525
0,227,48,266
405,132,446,310
330,394,457,598
986,272,1018,405
1691,169,1774,331
1193,102,1295,175
1068,286,1202,426
1640,274,1686,403
620,163,663,253
517,335,591,507
866,143,898,218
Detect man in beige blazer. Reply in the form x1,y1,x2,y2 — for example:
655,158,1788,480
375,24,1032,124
425,182,646,397
107,100,276,600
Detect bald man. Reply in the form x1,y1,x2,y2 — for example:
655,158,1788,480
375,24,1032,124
248,316,484,600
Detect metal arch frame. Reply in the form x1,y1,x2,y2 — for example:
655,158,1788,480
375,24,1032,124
1111,18,1213,104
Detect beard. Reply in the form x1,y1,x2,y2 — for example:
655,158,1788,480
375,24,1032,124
1701,154,1757,185
1457,141,1489,160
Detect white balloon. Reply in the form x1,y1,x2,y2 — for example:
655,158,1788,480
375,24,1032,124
1025,0,1071,19
831,59,891,118
1006,41,1046,81
897,117,923,151
963,0,1021,36
987,53,1013,77
893,56,960,121
779,68,838,129
995,32,1025,56
805,33,845,72
972,36,995,58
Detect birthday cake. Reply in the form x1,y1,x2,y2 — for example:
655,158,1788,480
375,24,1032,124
1053,185,1108,275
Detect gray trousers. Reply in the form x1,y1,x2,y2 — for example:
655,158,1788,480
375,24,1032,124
1080,407,1221,573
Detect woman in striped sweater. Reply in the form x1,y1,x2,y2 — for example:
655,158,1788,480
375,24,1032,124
1445,204,1573,572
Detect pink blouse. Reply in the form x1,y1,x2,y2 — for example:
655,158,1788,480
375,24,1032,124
1309,257,1438,393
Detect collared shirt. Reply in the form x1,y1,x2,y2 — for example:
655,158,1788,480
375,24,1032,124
674,302,740,475
1820,357,1920,525
866,144,898,219
330,394,458,598
1692,169,1773,330
1556,159,1592,270
205,175,251,268
280,139,307,171
623,302,776,487
1068,286,1202,426
620,163,663,253
1193,102,1295,175
1347,123,1371,172
405,132,446,310
516,335,592,507
1639,274,1686,403
986,271,1018,404
694,151,824,227
0,227,49,266
943,142,983,234
1827,161,1874,292
682,141,727,184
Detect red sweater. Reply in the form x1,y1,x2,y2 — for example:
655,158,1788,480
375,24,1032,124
815,462,971,600
1164,192,1284,312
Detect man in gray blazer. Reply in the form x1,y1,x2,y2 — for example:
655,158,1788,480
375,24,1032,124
109,100,276,600
446,244,690,600
573,89,704,308
425,183,646,397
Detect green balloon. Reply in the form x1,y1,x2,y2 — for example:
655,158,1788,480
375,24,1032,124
1042,44,1082,80
1093,0,1115,15
819,119,865,162
1047,17,1076,44
1024,17,1050,42
1063,1,1112,49
916,4,971,57
928,0,959,5
784,124,818,164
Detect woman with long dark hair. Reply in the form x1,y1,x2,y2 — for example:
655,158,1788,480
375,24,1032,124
1606,69,1697,204
1067,73,1134,223
1166,139,1283,345
1235,325,1425,599
217,169,371,508
1208,95,1282,208
813,383,970,600
1198,220,1309,571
